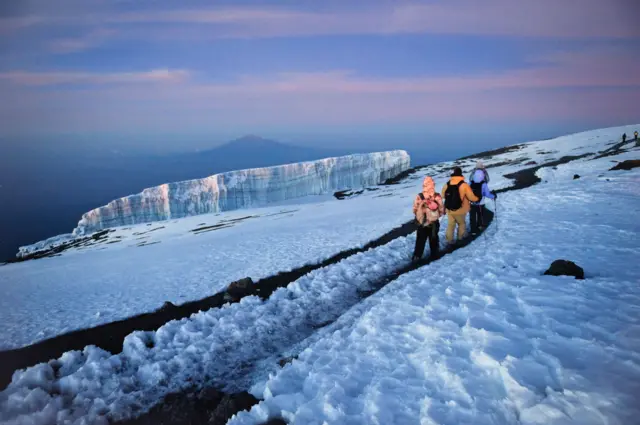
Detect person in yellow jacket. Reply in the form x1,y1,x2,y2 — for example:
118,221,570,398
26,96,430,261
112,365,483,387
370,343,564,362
441,167,479,243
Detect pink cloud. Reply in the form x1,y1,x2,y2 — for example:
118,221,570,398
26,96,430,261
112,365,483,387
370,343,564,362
102,1,640,39
3,83,638,136
27,0,640,47
4,44,639,92
47,28,117,53
0,17,44,34
2,44,639,135
387,0,640,38
170,49,640,96
0,69,190,86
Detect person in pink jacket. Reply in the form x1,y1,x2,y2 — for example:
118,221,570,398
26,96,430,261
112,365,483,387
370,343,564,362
412,176,445,261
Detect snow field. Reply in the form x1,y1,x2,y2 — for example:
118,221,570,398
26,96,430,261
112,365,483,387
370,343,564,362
228,157,640,425
0,217,459,424
0,190,416,350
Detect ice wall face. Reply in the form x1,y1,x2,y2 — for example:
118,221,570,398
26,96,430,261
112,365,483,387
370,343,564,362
73,151,410,235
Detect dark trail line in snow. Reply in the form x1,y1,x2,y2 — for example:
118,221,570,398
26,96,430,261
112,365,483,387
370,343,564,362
0,221,418,390
313,210,495,337
113,213,498,425
497,153,594,193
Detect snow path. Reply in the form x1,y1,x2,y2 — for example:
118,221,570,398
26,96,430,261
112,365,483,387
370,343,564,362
229,160,640,425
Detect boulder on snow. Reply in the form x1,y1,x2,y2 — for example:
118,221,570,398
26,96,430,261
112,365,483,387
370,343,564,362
610,160,640,171
157,301,177,312
224,277,254,301
525,160,537,165
208,392,259,424
544,260,584,280
573,174,581,179
278,355,298,367
260,420,287,425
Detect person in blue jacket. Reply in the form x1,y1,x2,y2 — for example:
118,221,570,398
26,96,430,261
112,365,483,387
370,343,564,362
469,169,496,235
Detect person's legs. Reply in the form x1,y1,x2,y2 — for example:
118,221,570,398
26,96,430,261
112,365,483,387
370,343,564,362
478,205,486,228
470,205,479,233
413,226,428,259
453,212,467,240
428,221,440,258
446,211,456,243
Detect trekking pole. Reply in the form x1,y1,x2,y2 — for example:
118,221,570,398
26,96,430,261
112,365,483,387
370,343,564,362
494,198,498,232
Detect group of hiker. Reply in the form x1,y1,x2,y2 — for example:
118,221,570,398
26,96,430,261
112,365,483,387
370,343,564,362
412,161,496,262
622,131,639,145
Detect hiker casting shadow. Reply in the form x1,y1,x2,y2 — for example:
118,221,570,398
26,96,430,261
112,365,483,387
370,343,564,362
441,167,479,244
412,176,445,262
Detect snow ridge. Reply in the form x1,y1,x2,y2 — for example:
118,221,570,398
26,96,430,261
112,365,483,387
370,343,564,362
73,151,410,235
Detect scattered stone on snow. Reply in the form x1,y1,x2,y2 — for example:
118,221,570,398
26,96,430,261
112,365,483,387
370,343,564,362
544,260,585,280
224,277,254,302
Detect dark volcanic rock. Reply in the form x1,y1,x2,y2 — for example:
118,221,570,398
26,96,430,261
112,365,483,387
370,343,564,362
224,277,255,302
457,143,527,161
544,260,585,280
334,189,363,200
610,160,640,171
157,301,177,313
382,165,429,185
116,388,258,425
573,174,581,179
208,393,259,424
278,355,298,367
261,419,288,425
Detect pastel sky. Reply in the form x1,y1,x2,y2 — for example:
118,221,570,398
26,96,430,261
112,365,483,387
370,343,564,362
1,0,640,151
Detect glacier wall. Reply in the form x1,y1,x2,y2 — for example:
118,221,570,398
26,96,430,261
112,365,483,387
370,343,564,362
72,151,410,235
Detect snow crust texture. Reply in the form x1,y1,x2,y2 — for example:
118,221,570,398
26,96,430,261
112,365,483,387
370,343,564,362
72,151,410,235
229,153,640,425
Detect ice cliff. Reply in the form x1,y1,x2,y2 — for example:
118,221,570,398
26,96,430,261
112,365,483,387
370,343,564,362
71,151,410,235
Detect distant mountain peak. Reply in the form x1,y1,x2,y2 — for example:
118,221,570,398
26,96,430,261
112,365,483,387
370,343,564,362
229,135,278,145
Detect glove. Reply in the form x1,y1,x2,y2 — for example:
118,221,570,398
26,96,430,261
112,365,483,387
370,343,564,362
491,191,498,199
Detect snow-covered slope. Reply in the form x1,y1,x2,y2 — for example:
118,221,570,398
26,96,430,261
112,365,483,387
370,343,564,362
0,126,637,351
0,124,639,425
231,152,640,425
71,150,410,236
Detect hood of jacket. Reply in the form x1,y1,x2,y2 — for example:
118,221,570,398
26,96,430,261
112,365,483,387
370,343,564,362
472,169,486,183
422,176,436,198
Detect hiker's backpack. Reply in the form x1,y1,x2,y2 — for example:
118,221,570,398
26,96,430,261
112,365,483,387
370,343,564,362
444,182,464,211
470,181,483,202
417,193,441,225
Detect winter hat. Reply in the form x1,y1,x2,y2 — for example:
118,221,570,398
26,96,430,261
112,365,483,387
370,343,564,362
476,160,484,168
422,176,436,197
451,167,463,177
